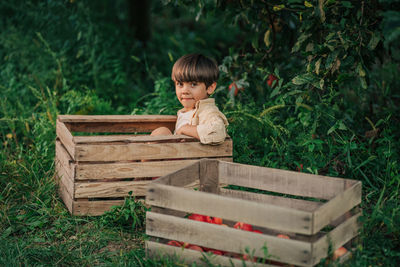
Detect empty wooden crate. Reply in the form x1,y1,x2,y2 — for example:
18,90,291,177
55,115,233,216
146,159,362,266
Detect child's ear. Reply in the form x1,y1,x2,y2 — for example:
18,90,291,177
206,82,217,95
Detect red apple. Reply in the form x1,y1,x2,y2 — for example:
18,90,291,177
333,246,348,260
187,245,204,252
167,240,184,247
267,74,279,88
234,222,253,231
277,234,290,239
188,213,209,222
211,217,223,225
228,82,243,96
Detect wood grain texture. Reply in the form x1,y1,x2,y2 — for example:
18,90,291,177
68,121,176,133
152,161,200,187
56,120,75,159
76,158,231,180
311,212,361,265
146,211,312,266
73,134,197,144
58,115,177,123
218,161,357,200
146,183,313,235
199,159,219,194
73,199,125,216
75,180,150,198
55,153,75,199
220,188,323,212
55,140,75,180
75,140,232,161
146,241,275,267
57,174,73,214
313,182,362,233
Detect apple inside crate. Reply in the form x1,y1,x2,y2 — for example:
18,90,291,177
54,115,232,216
146,159,361,267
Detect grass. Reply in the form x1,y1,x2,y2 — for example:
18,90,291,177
1,0,400,266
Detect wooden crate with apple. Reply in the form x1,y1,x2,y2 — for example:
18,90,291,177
146,159,361,266
55,115,233,216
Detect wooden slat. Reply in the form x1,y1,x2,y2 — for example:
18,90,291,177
146,241,275,267
73,199,125,216
313,182,362,233
73,134,197,144
55,153,75,199
75,140,232,161
152,161,200,187
199,159,219,194
57,173,73,214
75,180,150,198
218,161,357,200
311,212,361,265
220,188,323,212
146,183,313,235
58,115,177,123
55,140,75,180
67,121,176,133
56,120,75,159
76,158,230,180
146,212,312,266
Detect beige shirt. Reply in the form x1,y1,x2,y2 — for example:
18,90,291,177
177,98,228,145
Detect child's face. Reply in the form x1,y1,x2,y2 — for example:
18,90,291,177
175,81,215,111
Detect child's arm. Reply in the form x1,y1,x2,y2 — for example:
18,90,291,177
175,124,200,139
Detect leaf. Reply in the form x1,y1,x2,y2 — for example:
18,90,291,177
273,5,285,11
315,58,322,75
327,124,336,135
360,77,367,89
318,0,326,22
368,32,381,50
264,29,271,48
342,1,353,8
357,63,366,77
292,73,315,85
292,33,312,52
304,1,313,7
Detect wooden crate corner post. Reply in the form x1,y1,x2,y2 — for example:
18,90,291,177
55,115,233,216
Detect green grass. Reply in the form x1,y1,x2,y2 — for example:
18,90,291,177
1,0,399,266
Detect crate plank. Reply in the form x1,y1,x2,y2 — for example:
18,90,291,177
58,115,177,123
67,121,176,133
146,211,312,266
75,141,232,161
73,199,125,216
146,241,275,267
55,140,75,179
313,182,362,233
55,155,75,199
57,175,73,214
220,188,323,212
146,183,313,235
76,158,231,180
75,180,150,198
311,212,361,265
56,120,75,159
73,134,197,144
153,161,200,187
218,161,357,200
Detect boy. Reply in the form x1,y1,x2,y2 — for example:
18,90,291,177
151,54,228,144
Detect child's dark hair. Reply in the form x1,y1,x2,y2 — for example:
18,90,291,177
171,54,219,88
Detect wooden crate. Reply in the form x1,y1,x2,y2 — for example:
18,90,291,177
146,159,362,267
55,115,233,216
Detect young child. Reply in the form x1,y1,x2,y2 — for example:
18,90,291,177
151,53,228,144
